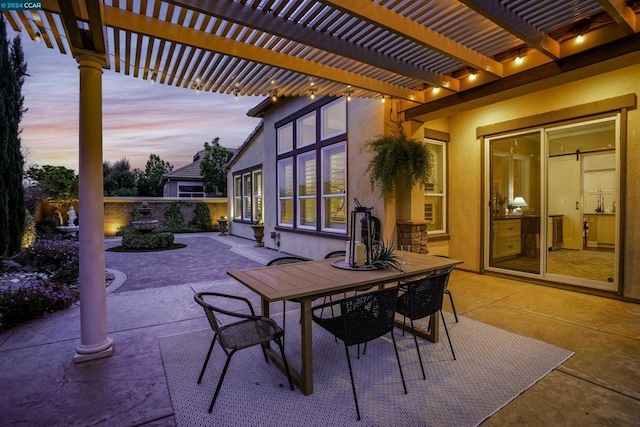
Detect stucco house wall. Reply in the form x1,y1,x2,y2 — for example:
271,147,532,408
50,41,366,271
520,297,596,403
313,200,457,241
227,64,638,301
421,63,639,299
227,124,266,242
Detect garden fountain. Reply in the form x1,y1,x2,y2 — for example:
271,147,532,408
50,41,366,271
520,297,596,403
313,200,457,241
131,201,159,232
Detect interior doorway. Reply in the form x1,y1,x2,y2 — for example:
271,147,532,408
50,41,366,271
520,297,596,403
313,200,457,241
485,116,618,291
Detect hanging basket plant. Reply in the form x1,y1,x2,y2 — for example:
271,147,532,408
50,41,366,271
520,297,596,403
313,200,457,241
364,132,432,198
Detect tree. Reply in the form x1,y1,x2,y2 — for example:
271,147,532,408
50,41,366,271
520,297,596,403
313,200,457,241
25,164,78,225
25,165,78,199
103,158,137,196
137,154,173,197
200,138,233,196
0,18,27,255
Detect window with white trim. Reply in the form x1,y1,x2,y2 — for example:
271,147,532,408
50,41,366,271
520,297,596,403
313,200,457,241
424,139,446,234
276,98,347,234
232,167,262,222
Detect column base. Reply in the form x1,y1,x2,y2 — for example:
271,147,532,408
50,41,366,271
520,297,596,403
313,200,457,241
73,338,115,363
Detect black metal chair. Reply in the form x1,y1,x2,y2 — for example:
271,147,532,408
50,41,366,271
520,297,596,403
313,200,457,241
266,256,309,345
395,267,457,380
312,287,407,421
194,292,294,413
432,255,458,323
324,250,347,259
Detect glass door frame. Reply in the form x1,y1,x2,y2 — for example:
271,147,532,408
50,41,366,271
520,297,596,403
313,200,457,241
483,115,621,291
484,128,545,281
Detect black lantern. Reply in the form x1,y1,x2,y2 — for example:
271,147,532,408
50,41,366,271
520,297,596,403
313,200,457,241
349,199,374,268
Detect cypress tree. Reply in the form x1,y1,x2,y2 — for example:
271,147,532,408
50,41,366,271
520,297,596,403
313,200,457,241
0,17,27,255
0,17,11,255
7,33,27,253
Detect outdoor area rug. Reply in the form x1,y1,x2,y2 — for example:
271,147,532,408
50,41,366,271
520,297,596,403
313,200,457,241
159,311,573,426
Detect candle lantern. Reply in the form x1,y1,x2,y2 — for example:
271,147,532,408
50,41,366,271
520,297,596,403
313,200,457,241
349,200,374,268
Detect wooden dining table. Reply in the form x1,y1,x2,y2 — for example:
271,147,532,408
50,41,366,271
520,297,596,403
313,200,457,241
227,251,462,395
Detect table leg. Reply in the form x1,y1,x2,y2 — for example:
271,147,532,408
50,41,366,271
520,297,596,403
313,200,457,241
260,297,314,395
299,298,313,395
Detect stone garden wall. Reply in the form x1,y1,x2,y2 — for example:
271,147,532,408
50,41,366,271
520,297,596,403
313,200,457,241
39,197,228,236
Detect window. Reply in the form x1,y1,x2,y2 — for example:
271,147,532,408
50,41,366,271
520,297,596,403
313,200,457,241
233,176,242,219
297,152,316,228
253,170,263,222
232,167,262,222
321,99,346,139
278,158,294,226
424,140,446,234
278,123,293,154
242,174,252,220
297,112,316,148
276,98,347,234
322,142,346,231
178,182,205,198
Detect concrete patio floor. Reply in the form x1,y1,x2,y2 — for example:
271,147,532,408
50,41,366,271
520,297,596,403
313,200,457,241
0,233,639,426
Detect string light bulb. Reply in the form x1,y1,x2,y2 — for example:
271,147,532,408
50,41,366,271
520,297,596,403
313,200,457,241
576,34,585,44
309,89,315,100
346,91,352,102
34,32,41,43
468,71,477,81
432,87,440,94
150,72,157,84
380,95,386,103
271,90,278,102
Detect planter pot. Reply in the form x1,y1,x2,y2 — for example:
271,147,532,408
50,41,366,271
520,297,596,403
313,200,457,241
250,224,265,247
217,219,228,235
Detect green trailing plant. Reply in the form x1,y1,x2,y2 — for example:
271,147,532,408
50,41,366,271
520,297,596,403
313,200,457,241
189,203,214,231
364,132,432,198
163,201,186,229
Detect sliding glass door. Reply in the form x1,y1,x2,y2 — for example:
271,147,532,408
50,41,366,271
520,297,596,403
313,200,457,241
487,131,541,275
545,118,618,290
485,116,619,291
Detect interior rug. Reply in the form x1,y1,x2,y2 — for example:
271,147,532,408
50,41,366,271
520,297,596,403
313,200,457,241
159,311,573,427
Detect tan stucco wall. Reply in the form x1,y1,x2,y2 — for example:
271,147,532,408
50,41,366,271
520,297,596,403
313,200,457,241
102,197,227,235
425,63,639,299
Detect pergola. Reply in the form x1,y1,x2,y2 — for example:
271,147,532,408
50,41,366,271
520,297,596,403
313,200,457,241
3,0,639,361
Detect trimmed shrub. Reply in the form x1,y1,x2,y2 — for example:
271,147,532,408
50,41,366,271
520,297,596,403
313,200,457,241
122,231,174,250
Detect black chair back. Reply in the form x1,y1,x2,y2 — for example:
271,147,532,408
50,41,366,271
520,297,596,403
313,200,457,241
267,256,308,266
340,288,398,346
324,251,346,259
398,266,454,320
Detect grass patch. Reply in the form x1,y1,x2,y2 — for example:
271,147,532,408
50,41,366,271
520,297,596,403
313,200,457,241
106,243,187,253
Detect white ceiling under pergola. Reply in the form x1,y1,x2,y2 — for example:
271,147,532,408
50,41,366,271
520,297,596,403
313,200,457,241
3,0,639,108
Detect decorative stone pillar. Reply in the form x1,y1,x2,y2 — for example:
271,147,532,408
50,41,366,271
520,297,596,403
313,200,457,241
396,220,429,254
74,53,114,362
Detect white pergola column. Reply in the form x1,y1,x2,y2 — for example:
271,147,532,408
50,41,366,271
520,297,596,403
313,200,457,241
73,53,114,363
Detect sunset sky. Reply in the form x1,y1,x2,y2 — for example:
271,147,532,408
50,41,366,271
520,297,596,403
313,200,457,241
11,30,263,173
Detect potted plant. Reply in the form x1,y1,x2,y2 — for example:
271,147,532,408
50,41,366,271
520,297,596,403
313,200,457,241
250,217,264,247
365,131,432,198
217,215,228,235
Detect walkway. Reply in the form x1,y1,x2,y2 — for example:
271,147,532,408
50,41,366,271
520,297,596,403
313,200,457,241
0,233,638,426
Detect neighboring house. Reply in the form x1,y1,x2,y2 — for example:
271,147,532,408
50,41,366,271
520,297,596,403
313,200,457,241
227,61,640,303
162,150,227,198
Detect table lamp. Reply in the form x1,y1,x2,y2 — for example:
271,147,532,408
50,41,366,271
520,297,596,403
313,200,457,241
512,196,528,215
